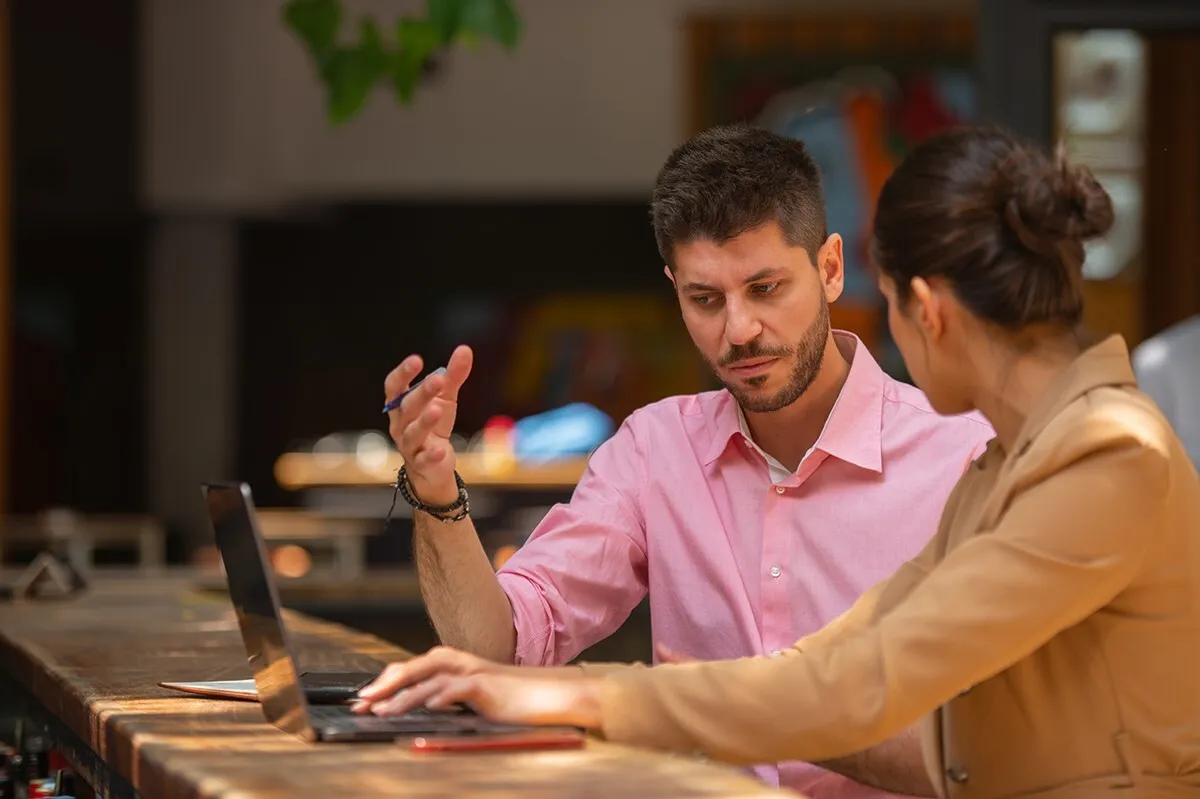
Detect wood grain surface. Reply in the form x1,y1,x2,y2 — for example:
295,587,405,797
0,577,792,798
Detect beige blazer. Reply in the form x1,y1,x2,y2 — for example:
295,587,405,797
588,336,1200,798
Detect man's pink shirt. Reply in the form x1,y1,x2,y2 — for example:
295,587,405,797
497,332,995,798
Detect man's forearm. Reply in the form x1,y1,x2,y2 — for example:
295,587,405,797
413,512,517,663
813,724,934,797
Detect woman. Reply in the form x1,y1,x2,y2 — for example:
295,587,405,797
356,127,1200,797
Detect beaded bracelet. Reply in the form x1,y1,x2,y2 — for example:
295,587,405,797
381,465,471,528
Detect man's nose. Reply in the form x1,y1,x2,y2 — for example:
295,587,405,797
724,300,763,347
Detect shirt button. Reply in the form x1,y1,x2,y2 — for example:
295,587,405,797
769,566,782,578
774,485,785,494
946,766,969,784
770,649,783,657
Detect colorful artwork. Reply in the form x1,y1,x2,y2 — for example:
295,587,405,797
755,68,977,300
501,294,711,425
432,294,712,430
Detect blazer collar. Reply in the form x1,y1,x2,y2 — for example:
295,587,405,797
1009,334,1139,457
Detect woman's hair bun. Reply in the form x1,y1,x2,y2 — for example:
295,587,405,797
996,143,1115,267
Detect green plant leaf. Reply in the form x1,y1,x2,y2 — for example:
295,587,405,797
457,0,520,48
357,17,389,70
322,20,389,123
392,18,441,105
283,0,341,61
390,57,424,105
322,52,373,123
285,0,523,123
396,17,442,63
426,0,461,43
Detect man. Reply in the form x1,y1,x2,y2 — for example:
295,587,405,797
380,124,994,798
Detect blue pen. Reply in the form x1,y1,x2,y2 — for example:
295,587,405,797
381,367,445,413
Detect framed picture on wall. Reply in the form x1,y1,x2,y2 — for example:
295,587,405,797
687,12,976,378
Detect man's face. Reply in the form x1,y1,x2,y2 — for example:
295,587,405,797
669,221,843,413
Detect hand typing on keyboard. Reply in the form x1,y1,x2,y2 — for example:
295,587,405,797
352,646,603,730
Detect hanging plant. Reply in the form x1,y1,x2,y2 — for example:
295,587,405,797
284,0,522,124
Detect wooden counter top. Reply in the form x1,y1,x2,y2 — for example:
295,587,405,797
0,577,791,798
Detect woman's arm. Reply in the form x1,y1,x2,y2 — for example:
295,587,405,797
596,434,1169,765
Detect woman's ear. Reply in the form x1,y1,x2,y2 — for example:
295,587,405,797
908,277,945,341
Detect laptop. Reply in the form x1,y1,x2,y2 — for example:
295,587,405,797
201,481,533,742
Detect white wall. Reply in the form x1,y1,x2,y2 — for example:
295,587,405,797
143,0,972,211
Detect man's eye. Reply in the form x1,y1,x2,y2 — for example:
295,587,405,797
752,283,779,295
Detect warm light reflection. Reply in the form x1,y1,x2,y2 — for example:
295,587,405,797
492,545,517,570
271,544,312,578
312,434,350,468
92,696,247,718
507,748,594,767
355,431,391,470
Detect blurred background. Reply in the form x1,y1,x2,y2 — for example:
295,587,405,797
3,0,1198,662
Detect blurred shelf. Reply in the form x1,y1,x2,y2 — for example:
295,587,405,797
274,451,588,491
0,510,165,574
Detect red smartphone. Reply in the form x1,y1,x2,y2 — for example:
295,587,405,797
404,730,586,753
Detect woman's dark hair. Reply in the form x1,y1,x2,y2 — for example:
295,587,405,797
872,126,1115,330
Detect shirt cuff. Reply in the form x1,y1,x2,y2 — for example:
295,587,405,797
498,572,555,665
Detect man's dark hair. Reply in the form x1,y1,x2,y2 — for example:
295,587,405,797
651,123,827,269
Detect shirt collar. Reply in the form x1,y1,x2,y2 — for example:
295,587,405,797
1008,334,1138,457
703,330,885,473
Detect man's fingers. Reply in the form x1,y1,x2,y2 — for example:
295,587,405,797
386,373,445,443
439,345,474,403
407,440,450,473
399,372,446,416
397,404,443,456
384,356,424,402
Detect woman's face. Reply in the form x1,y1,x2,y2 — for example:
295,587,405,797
879,272,974,416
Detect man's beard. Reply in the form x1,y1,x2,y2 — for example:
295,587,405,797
711,296,831,413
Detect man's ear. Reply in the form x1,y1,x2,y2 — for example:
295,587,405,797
817,234,845,304
663,264,676,288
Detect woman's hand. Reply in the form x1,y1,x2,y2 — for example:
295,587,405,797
353,646,605,730
353,645,498,715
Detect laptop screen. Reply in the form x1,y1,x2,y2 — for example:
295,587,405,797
202,482,313,738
